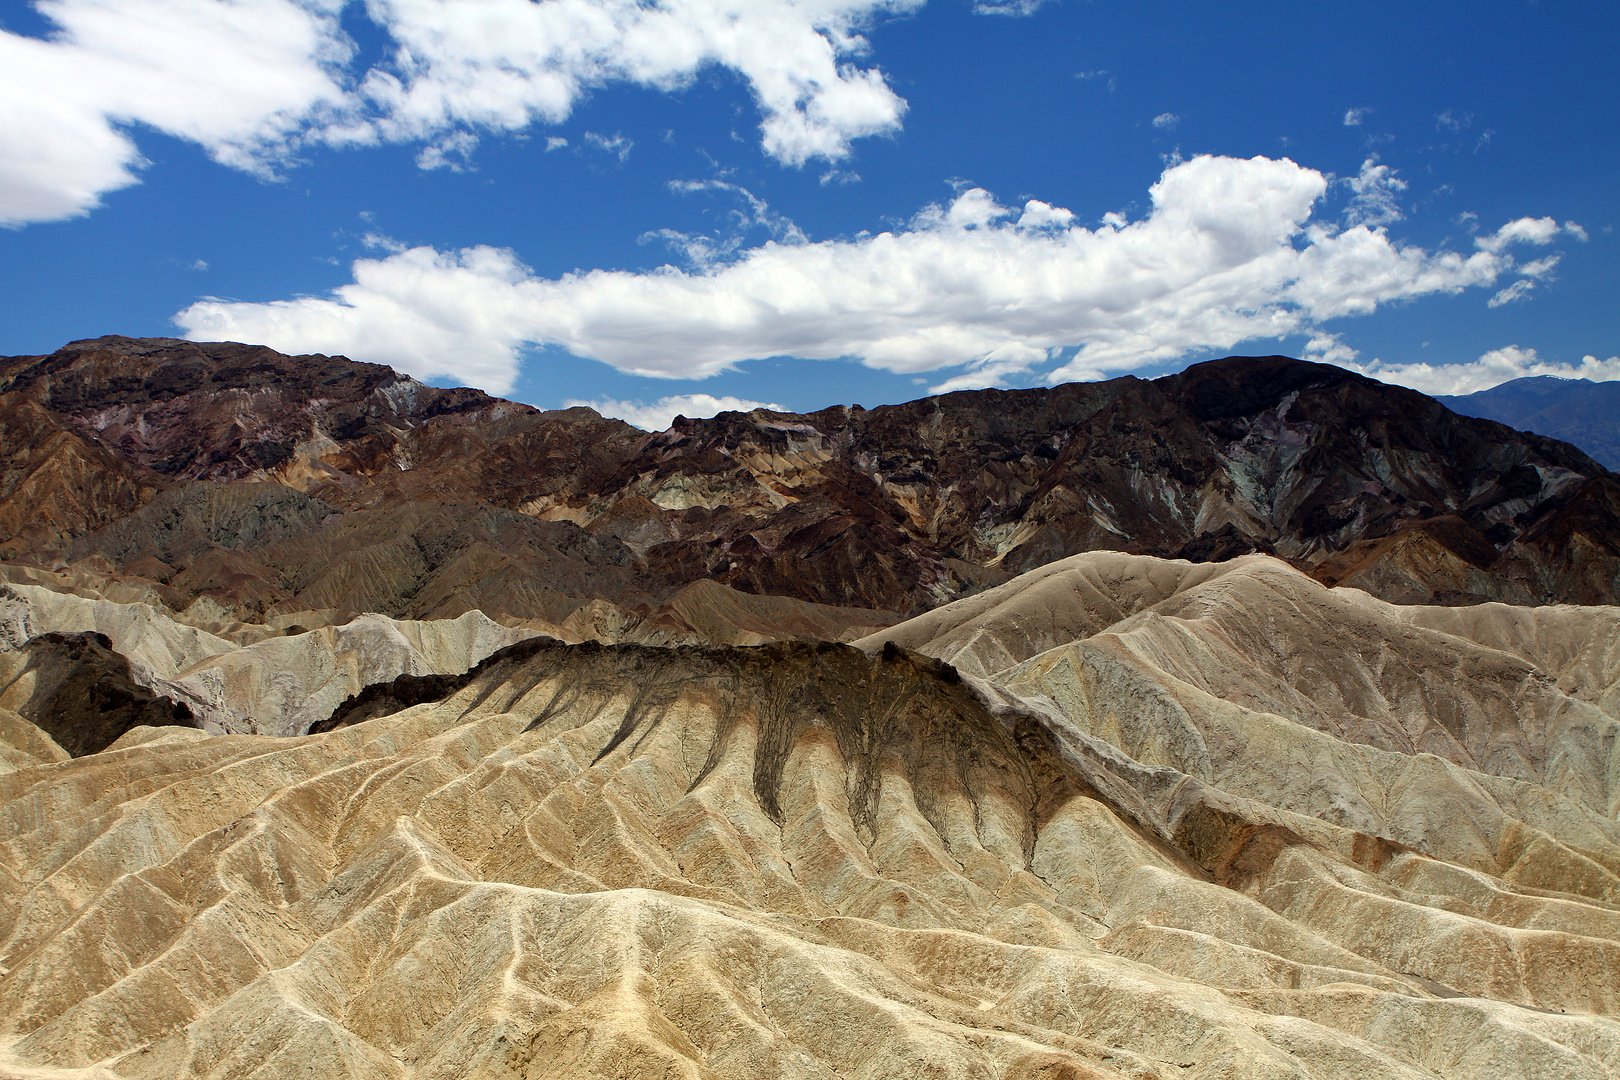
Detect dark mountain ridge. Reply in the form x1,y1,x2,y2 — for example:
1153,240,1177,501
2,336,1617,632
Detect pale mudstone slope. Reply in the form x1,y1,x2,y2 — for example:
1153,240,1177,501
1,555,1618,1078
0,583,536,737
0,571,891,741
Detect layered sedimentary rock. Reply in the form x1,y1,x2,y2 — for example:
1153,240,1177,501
2,338,1616,632
1,553,1617,1078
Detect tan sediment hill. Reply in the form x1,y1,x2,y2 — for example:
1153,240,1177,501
0,582,538,738
0,564,898,742
2,554,1618,1078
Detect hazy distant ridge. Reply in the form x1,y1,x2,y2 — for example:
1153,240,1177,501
1439,375,1620,469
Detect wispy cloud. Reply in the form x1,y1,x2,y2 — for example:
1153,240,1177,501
1152,112,1180,130
583,131,632,163
1343,157,1406,227
175,154,1570,397
972,0,1052,14
1343,107,1371,126
1486,279,1535,308
1436,109,1474,132
1075,69,1116,94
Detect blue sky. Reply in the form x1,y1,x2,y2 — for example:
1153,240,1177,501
2,0,1615,428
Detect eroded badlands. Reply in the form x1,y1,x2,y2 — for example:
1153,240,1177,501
2,553,1618,1078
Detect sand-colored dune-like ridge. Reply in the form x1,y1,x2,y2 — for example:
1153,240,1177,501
1,553,1618,1078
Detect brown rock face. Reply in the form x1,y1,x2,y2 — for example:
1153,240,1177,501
0,338,1615,636
0,630,196,755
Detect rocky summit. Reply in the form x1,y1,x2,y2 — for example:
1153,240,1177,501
1,338,1619,1079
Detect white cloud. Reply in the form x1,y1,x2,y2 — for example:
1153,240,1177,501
1152,112,1180,130
414,128,478,170
1343,107,1370,126
1487,279,1535,308
565,393,784,430
175,154,1569,395
583,131,632,162
1474,216,1586,253
1015,199,1074,230
1303,332,1358,364
353,0,917,168
1350,346,1620,397
1343,157,1406,227
361,231,407,253
180,245,543,394
1516,255,1561,279
1,0,918,225
0,0,353,225
972,0,1051,13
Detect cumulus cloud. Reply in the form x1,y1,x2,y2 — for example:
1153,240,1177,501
1152,112,1180,130
1350,346,1620,397
2,0,917,225
0,0,353,225
565,393,785,430
329,0,920,168
175,154,1571,395
1303,332,1358,365
1343,107,1371,126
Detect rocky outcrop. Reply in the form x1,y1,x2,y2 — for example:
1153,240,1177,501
0,581,546,737
0,631,196,755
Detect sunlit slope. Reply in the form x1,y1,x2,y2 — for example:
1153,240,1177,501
2,554,1617,1077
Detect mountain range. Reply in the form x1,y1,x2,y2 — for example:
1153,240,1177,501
2,338,1619,1079
1438,375,1620,470
3,337,1617,638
